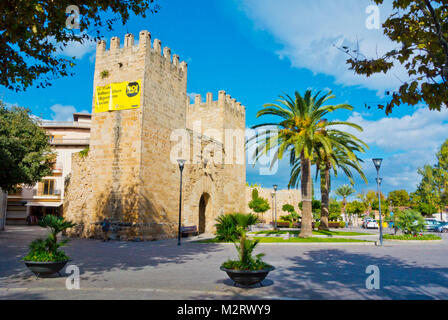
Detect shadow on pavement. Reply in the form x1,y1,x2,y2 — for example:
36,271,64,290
194,249,448,300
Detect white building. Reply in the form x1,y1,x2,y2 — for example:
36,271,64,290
6,113,91,225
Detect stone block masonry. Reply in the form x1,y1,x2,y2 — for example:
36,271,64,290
64,31,247,240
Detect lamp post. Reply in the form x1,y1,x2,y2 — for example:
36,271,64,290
271,192,275,228
273,185,278,230
177,159,186,246
373,158,384,246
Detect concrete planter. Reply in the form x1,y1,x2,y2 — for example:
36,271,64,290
220,266,275,287
24,260,70,278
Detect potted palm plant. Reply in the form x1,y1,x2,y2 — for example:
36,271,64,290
23,215,75,277
220,228,274,287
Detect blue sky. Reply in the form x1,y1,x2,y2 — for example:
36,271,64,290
2,0,448,199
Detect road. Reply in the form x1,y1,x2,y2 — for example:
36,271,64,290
1,226,447,300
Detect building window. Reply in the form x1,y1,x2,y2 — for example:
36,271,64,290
43,180,55,195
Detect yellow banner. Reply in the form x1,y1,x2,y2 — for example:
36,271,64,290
94,80,142,113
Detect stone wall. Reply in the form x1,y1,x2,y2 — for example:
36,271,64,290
245,187,302,223
63,31,247,240
63,153,95,237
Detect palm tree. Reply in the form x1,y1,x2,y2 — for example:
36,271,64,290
248,90,361,237
335,184,356,225
290,133,367,230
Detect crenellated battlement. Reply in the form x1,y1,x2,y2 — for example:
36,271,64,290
95,31,187,73
189,90,246,116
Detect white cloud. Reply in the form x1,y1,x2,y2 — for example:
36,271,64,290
346,108,448,153
58,39,96,59
239,0,406,93
50,104,77,121
342,107,448,192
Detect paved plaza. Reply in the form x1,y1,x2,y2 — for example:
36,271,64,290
1,226,448,300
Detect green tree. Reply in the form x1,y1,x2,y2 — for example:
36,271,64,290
346,200,367,217
416,165,446,215
329,199,342,222
249,90,361,237
345,0,448,114
0,1,160,91
311,135,367,231
282,204,296,214
395,209,426,236
248,188,270,220
335,184,356,224
357,190,381,213
249,90,366,237
388,190,410,207
0,103,56,192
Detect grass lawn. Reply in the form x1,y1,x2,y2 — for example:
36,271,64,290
194,237,372,244
252,230,373,236
383,234,442,241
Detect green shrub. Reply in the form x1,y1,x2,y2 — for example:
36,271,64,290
280,212,300,228
383,234,441,240
248,189,270,216
79,147,89,158
339,221,346,228
23,215,76,262
221,230,272,271
215,213,260,242
395,209,425,235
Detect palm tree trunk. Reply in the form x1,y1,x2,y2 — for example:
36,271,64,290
299,154,313,238
342,197,348,224
319,164,330,231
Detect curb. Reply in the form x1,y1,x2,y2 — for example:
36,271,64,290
192,241,376,246
383,239,443,244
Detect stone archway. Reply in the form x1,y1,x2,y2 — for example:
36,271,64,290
198,193,210,234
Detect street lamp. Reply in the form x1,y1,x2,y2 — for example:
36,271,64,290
372,158,384,246
177,159,186,246
273,185,278,230
271,193,275,228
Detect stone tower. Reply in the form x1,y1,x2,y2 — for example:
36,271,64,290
64,31,247,240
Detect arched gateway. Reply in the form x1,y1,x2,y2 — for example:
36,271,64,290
198,193,210,234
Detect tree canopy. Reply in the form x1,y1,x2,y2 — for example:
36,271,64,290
248,188,270,215
346,0,448,114
0,0,160,91
248,90,365,237
414,140,448,214
0,102,56,192
388,189,411,207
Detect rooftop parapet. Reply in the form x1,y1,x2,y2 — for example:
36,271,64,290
95,31,187,72
190,91,245,115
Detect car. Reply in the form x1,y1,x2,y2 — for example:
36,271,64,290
364,219,379,229
435,222,448,233
424,218,443,231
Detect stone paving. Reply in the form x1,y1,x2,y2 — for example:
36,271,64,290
1,226,448,300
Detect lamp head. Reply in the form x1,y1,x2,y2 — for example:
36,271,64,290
372,158,383,171
273,185,278,191
177,159,186,171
